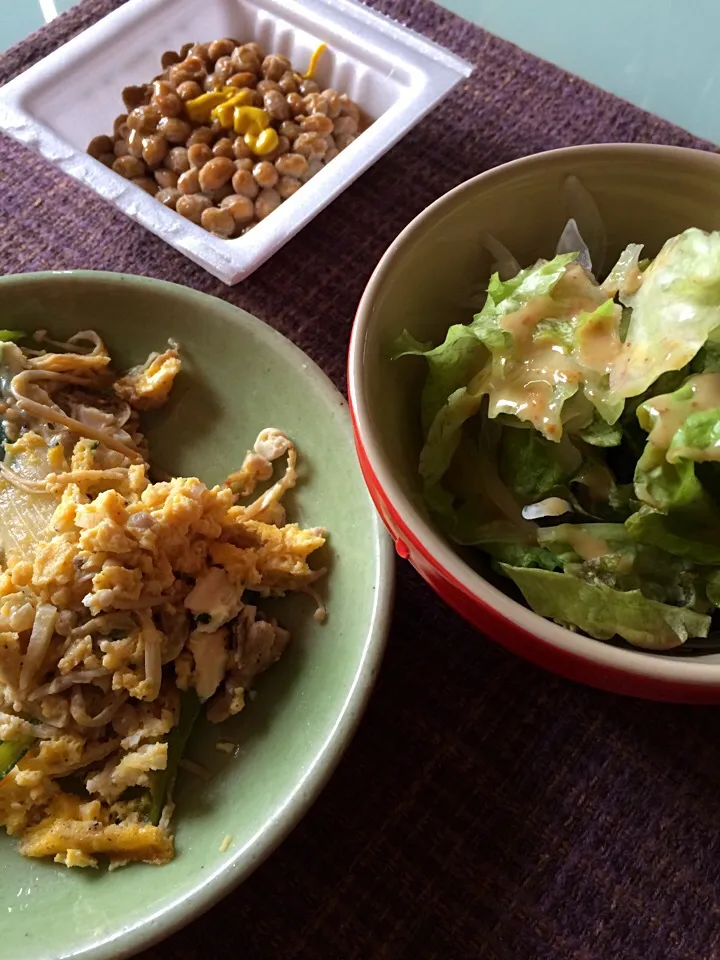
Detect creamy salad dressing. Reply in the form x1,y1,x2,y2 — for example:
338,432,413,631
500,295,556,342
551,262,609,311
621,264,644,297
492,264,621,439
576,307,622,374
643,373,720,450
563,526,612,560
488,341,580,436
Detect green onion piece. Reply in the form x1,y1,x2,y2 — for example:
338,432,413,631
0,330,25,342
148,690,202,826
0,735,35,780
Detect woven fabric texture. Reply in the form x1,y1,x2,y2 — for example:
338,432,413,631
1,2,719,959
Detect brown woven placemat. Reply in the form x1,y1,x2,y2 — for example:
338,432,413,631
2,3,720,959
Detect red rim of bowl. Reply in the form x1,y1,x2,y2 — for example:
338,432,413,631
348,143,720,703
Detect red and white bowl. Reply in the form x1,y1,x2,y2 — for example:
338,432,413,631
349,143,720,703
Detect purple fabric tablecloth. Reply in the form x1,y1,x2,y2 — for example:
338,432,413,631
1,2,719,958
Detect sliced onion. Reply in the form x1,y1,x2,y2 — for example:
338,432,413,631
556,218,592,272
563,175,607,274
481,232,521,280
521,497,572,520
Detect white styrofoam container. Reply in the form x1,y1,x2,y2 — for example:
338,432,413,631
0,0,472,284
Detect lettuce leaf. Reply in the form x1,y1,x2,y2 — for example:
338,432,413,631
392,255,578,433
633,446,708,512
535,523,636,589
611,228,720,398
391,327,486,435
632,545,708,609
705,570,720,607
481,265,618,438
668,407,720,463
601,243,644,299
419,384,486,514
691,337,720,375
439,508,561,570
536,523,708,606
485,543,561,570
629,429,720,563
500,564,710,649
626,506,720,565
572,300,625,425
634,438,720,538
498,428,568,501
637,373,720,464
537,522,632,564
399,254,587,509
577,412,623,447
628,370,720,562
396,253,620,516
482,254,578,315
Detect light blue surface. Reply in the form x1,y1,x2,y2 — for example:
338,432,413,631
0,0,79,50
0,1,50,51
0,0,717,144
441,0,719,144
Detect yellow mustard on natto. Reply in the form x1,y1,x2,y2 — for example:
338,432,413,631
211,90,254,127
243,127,279,155
304,43,327,79
184,91,228,123
184,90,280,155
232,106,278,155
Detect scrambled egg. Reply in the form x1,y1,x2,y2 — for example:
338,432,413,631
113,348,181,410
0,334,326,868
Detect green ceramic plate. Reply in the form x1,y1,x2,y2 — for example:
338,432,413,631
0,272,393,960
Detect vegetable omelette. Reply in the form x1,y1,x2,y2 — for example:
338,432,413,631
0,329,325,868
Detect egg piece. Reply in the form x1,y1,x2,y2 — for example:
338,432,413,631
86,742,168,804
184,566,242,631
19,811,173,864
113,349,181,410
188,627,228,700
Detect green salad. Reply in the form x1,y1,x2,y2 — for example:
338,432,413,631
394,224,720,651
